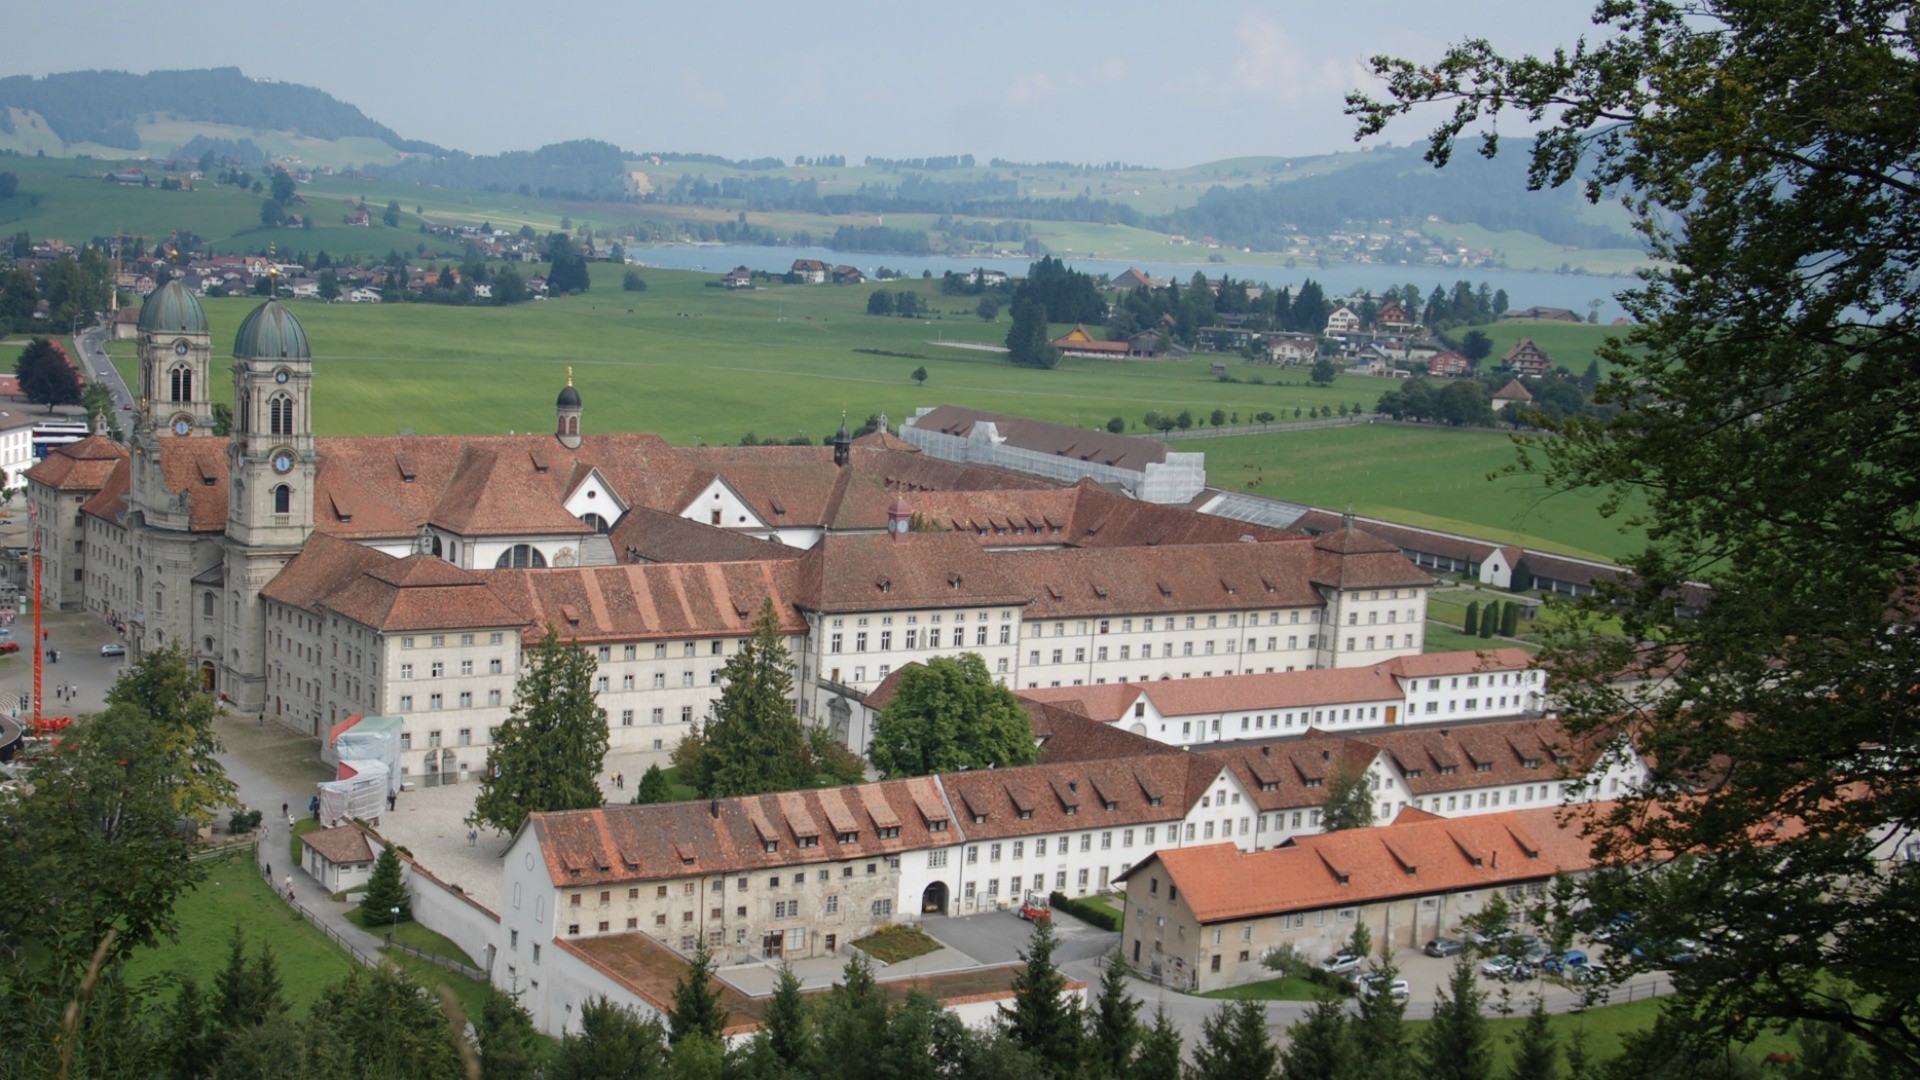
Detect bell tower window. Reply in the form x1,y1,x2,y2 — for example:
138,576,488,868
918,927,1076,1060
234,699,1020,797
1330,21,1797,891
269,395,294,436
170,366,192,403
273,485,291,514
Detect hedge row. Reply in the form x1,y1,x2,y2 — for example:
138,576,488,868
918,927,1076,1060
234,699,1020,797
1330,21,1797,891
1049,891,1122,932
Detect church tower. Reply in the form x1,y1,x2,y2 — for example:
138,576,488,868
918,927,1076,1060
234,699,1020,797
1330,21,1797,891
136,279,214,437
556,369,582,449
222,299,316,714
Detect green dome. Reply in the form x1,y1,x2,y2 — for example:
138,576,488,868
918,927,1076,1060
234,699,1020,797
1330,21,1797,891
233,299,310,361
136,279,208,335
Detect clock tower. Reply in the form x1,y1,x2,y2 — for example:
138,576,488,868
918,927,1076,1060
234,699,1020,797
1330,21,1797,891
135,279,214,438
222,298,315,712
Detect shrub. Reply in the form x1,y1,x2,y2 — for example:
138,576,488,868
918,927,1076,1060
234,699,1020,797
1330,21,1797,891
227,808,263,835
1049,891,1122,932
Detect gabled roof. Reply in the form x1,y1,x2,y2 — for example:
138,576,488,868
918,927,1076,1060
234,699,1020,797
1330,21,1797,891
301,825,375,865
797,532,1027,614
262,534,525,631
910,405,1172,472
23,434,127,492
481,560,806,644
1121,803,1604,923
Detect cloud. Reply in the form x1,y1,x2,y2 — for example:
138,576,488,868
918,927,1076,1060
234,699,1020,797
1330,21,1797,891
1002,56,1126,108
1190,9,1352,105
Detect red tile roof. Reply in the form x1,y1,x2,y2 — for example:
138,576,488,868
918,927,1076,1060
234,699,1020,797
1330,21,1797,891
23,433,127,492
301,824,375,865
1125,802,1605,923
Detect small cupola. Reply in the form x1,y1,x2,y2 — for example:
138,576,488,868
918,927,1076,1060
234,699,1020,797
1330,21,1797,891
556,367,582,449
832,414,852,467
887,495,912,542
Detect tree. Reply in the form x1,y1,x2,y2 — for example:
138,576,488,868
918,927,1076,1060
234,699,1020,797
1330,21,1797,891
297,964,465,1078
697,599,806,798
1460,329,1493,362
1004,299,1059,369
634,763,672,804
492,264,529,304
813,952,888,1078
16,337,82,410
1422,958,1494,1080
475,989,543,1080
1190,999,1277,1080
669,937,728,1045
360,844,411,926
1356,7,1920,1059
1085,950,1141,1078
1319,763,1376,832
268,168,296,203
1501,601,1520,637
1351,952,1414,1080
382,200,401,227
549,997,669,1080
546,232,591,294
1133,1007,1186,1080
1281,994,1353,1080
976,294,1002,321
1505,997,1559,1080
0,172,17,199
161,973,220,1080
259,198,285,227
468,626,609,834
211,402,233,437
868,653,1038,778
81,379,116,431
912,365,928,385
1107,416,1125,434
1463,601,1480,636
1001,916,1083,1077
213,928,287,1036
866,289,894,316
1310,357,1337,385
755,963,812,1073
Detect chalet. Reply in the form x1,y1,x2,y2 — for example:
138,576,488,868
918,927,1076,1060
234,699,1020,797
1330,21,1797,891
831,265,866,285
721,266,754,289
1501,338,1553,377
1491,379,1534,412
1125,329,1168,359
791,259,828,284
1427,351,1472,377
1109,268,1159,293
1196,326,1259,354
1264,332,1318,366
1375,301,1417,331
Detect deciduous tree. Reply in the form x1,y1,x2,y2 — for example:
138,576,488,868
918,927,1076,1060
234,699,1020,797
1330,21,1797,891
15,337,81,410
868,653,1037,778
469,626,608,834
1352,1,1920,1064
1319,763,1376,832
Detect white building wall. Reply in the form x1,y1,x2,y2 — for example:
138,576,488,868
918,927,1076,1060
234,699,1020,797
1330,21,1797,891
1398,667,1546,724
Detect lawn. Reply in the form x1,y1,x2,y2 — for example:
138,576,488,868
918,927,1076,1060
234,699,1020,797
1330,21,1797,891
377,949,496,1030
1198,424,1646,561
1406,994,1796,1073
1200,973,1323,1001
1455,319,1641,377
122,853,358,1011
851,924,943,965
1073,893,1126,928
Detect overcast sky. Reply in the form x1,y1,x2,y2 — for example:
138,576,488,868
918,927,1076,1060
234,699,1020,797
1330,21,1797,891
10,2,1601,166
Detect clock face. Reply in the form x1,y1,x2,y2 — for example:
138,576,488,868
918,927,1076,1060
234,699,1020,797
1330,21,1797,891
173,419,191,436
174,341,188,356
275,369,289,384
271,452,293,475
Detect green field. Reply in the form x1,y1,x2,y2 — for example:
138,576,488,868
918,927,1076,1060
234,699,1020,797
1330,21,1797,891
122,853,358,1010
83,263,1642,558
1198,425,1644,561
1422,222,1650,277
1461,319,1639,376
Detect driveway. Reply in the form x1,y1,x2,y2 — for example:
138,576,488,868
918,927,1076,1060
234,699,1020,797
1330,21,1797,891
922,908,1118,968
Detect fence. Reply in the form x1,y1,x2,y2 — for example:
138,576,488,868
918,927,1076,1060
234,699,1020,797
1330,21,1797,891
287,895,380,968
188,835,261,863
382,937,488,982
1142,415,1372,441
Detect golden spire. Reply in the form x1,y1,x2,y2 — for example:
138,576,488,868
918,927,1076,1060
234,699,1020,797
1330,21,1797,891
567,365,573,387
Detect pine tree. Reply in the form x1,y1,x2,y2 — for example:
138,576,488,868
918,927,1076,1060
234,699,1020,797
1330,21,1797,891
1505,997,1559,1080
475,989,542,1080
1282,991,1359,1068
161,973,219,1080
634,763,672,804
812,952,887,1080
1351,952,1415,1080
758,963,812,1072
1085,950,1142,1077
361,844,411,926
669,937,727,1045
1501,601,1520,637
1478,606,1496,638
1005,299,1060,369
549,997,669,1080
1464,601,1480,636
469,626,609,834
1421,958,1493,1080
1001,916,1084,1077
213,928,285,1033
699,599,806,798
1190,999,1277,1080
1133,1007,1186,1080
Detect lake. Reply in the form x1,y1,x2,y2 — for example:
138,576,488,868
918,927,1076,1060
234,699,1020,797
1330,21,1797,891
625,244,1641,321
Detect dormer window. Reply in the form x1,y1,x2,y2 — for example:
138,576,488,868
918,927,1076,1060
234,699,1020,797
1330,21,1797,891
1476,763,1493,772
877,826,900,839
1149,797,1163,808
837,832,858,844
1260,782,1278,792
1064,806,1078,816
972,814,987,824
764,841,778,853
1304,779,1322,789
1018,810,1033,820
1104,801,1118,811
1405,769,1422,779
798,836,818,848
929,820,946,832
1524,758,1541,769
1439,766,1457,776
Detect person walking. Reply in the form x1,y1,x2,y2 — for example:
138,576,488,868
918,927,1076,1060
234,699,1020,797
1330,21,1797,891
284,875,294,902
468,828,477,847
281,802,289,820
387,791,397,812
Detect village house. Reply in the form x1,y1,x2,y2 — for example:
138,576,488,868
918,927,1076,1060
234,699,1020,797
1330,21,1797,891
790,258,828,284
1050,325,1135,359
1427,351,1472,377
1323,307,1363,336
1501,338,1554,377
1492,379,1535,412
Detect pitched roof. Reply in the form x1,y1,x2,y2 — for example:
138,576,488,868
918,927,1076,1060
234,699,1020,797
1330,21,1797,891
481,560,806,644
301,825,375,865
1356,717,1593,797
1494,379,1534,403
1125,803,1603,923
23,433,127,492
527,778,952,887
910,404,1172,472
609,506,804,565
262,533,525,631
938,754,1197,840
1385,648,1535,681
797,532,1027,613
153,437,232,531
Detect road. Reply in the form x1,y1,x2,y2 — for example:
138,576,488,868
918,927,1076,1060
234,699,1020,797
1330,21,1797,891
71,318,134,414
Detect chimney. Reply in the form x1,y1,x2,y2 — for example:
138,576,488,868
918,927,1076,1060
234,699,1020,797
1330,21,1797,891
1260,746,1271,757
709,798,719,819
1321,748,1330,761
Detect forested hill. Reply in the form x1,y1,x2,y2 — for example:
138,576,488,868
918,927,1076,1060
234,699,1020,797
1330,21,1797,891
364,140,634,201
0,68,444,154
1164,146,1638,251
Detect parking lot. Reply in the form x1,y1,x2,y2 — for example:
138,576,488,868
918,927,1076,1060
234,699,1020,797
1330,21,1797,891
920,908,1118,968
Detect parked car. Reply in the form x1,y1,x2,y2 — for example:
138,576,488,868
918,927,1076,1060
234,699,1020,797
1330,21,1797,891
1481,955,1523,980
1542,950,1589,975
1353,973,1411,1000
1522,942,1552,965
1573,963,1610,984
100,643,127,657
1321,952,1364,975
1424,938,1465,958
0,641,17,655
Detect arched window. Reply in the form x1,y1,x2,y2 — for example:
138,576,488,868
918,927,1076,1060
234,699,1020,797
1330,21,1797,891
565,415,579,436
170,366,192,403
580,512,611,534
203,592,214,618
273,484,291,514
494,544,547,569
269,395,294,436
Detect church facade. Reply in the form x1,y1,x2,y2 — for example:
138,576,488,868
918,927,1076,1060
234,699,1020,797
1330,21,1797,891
31,284,1436,781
